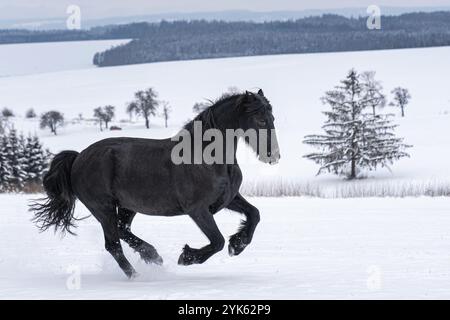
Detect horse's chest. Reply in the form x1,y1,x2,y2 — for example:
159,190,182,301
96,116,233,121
209,166,242,214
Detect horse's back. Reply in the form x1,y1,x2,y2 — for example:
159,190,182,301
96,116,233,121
71,137,180,213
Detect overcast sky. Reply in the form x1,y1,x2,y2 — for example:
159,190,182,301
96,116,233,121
1,0,449,20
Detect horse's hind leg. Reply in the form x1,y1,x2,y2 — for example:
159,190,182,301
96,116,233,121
117,207,163,265
226,193,260,256
87,203,137,278
178,209,225,266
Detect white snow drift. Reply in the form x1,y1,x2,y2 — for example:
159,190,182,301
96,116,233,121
1,195,450,299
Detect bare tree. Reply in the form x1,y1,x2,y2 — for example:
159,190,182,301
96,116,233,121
361,71,386,116
127,88,159,129
192,102,209,114
227,86,240,94
390,87,411,117
161,101,171,128
93,107,104,131
94,105,115,131
40,111,64,135
102,105,115,129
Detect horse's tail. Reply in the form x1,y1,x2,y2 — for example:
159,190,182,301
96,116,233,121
30,150,80,235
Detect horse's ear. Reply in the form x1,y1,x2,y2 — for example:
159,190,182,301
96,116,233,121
243,91,253,102
258,89,265,97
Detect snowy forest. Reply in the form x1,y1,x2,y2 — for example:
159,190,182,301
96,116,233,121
0,125,51,192
1,12,450,66
92,12,450,66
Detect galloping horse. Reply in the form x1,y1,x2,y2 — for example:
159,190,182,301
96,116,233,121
31,89,280,278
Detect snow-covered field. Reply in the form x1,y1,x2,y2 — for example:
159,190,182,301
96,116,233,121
0,43,449,189
1,194,450,299
0,41,450,299
0,39,129,77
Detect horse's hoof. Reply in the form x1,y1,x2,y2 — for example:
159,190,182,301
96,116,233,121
228,243,236,256
178,245,198,266
228,234,248,256
137,244,163,265
143,254,163,266
126,270,139,279
154,255,164,265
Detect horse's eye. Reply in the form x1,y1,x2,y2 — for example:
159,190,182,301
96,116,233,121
257,119,267,126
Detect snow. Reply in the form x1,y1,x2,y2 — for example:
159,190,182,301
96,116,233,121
0,44,449,186
1,194,450,299
0,39,129,77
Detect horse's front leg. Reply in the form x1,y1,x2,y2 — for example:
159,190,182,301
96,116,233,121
226,193,260,256
178,208,225,266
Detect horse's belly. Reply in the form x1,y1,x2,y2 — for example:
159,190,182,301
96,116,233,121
114,175,183,216
118,192,183,216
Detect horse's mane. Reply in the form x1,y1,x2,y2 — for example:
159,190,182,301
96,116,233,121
184,93,243,131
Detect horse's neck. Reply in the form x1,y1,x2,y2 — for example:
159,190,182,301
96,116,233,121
182,100,241,164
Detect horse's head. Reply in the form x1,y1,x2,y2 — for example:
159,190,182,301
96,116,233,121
238,89,280,165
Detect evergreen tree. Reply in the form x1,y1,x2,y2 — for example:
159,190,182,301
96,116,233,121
0,115,10,134
23,134,47,184
0,135,12,191
44,148,53,169
303,69,410,179
5,129,27,189
0,129,50,192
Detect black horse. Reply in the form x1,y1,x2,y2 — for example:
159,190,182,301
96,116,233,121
31,89,280,278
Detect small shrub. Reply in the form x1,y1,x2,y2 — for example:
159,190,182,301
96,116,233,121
2,108,14,118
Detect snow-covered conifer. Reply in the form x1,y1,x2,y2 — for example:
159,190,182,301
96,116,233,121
0,134,13,191
303,69,411,179
23,134,47,184
6,129,27,189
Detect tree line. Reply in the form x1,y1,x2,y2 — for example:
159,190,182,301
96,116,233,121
2,12,450,46
93,12,450,66
1,88,174,136
1,13,449,65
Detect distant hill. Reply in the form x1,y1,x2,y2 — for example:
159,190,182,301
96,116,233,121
1,12,450,68
1,6,449,30
92,12,450,67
